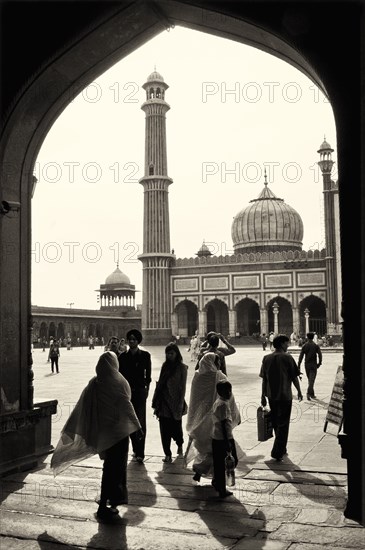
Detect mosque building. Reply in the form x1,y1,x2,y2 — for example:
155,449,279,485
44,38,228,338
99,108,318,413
31,264,141,345
32,70,342,346
137,70,342,344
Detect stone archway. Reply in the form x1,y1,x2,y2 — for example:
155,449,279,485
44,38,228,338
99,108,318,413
56,322,65,341
0,0,363,523
175,300,198,338
236,297,260,336
48,322,56,340
39,322,47,341
267,297,293,335
205,299,229,335
299,295,327,336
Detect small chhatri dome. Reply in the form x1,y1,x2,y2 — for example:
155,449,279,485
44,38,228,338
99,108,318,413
147,70,164,82
105,265,130,286
231,176,304,254
317,136,334,153
196,241,212,257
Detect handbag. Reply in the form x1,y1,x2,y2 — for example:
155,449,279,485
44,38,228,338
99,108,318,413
257,406,273,441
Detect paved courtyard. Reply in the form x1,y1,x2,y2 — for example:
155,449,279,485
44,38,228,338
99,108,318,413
1,345,364,549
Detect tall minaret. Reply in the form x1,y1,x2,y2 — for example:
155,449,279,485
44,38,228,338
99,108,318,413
138,70,174,343
317,138,340,330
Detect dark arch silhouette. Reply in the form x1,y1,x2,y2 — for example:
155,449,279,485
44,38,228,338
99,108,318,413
0,0,363,524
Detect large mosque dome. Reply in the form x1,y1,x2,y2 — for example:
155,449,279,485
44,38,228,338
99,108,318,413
231,179,304,254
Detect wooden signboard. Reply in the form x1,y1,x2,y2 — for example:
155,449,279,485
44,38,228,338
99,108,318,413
324,364,344,432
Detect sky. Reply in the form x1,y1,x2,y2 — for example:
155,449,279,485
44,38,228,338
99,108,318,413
31,26,337,310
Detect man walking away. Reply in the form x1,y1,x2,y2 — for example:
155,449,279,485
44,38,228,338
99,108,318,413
260,334,303,461
298,332,322,400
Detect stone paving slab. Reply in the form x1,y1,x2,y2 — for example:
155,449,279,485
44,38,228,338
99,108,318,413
232,484,346,510
232,539,291,550
268,480,347,508
0,539,83,550
0,494,265,539
287,545,362,550
0,510,238,549
266,523,365,547
242,468,347,486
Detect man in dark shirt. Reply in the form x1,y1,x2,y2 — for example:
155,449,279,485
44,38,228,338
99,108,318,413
118,329,151,463
298,332,323,400
260,334,303,461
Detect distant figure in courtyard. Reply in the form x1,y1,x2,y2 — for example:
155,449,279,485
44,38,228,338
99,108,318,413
107,336,121,357
118,329,151,463
195,332,236,376
51,351,142,522
119,338,128,354
49,339,60,374
297,332,323,400
189,334,200,362
260,334,303,461
152,342,188,463
268,332,275,350
260,333,268,351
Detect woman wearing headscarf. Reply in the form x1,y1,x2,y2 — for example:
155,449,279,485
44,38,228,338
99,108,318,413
184,352,228,481
152,342,188,463
51,351,142,521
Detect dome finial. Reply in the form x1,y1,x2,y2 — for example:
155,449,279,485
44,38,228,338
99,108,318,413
264,168,268,186
154,64,156,71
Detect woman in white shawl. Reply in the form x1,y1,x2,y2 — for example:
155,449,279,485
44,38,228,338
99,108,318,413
51,351,141,521
184,352,228,481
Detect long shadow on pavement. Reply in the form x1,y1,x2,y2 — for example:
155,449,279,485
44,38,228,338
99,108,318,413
156,457,267,548
86,460,157,550
264,455,347,512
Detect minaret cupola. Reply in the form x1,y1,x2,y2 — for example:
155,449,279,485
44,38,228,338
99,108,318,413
317,136,334,174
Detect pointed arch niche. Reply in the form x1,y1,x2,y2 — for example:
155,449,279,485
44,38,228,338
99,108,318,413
235,297,260,336
174,299,198,338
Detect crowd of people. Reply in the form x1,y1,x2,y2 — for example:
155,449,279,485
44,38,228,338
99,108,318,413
50,328,322,522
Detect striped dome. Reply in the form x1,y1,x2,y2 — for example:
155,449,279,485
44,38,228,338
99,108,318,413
147,70,164,82
231,183,304,253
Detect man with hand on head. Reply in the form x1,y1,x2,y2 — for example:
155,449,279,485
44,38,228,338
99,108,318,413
196,332,236,376
118,329,151,463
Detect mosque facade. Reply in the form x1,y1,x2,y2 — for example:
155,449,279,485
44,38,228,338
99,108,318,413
138,70,342,344
32,70,342,346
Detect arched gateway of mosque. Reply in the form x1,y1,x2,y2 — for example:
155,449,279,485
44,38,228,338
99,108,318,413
0,0,364,524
